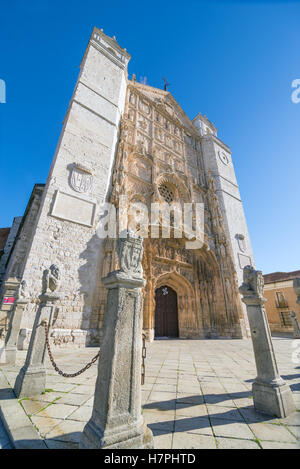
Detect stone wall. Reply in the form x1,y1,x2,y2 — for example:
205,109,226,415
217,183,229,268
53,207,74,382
264,279,300,335
18,28,130,346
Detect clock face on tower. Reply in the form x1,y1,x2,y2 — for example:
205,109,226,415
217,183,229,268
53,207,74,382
218,150,229,166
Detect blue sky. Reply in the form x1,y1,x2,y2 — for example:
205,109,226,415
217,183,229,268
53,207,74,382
0,0,299,274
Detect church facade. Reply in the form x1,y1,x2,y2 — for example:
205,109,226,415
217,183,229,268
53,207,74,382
0,27,255,347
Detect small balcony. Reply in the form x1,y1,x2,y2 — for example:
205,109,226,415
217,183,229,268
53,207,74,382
276,299,289,308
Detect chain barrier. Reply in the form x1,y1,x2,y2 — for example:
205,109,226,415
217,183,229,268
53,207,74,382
44,321,147,382
141,333,146,385
44,321,99,378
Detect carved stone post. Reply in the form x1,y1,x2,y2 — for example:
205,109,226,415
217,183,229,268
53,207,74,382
294,278,300,304
292,278,300,339
3,280,28,365
291,312,300,339
239,266,295,418
80,232,154,449
14,265,61,398
0,277,20,339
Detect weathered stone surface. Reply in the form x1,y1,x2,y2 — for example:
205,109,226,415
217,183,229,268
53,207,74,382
0,373,46,449
239,266,296,418
291,311,300,339
3,283,28,365
5,28,130,348
80,233,154,449
14,290,60,398
216,437,259,449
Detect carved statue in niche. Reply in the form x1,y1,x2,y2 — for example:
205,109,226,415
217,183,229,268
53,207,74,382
138,137,147,155
128,108,135,122
129,92,136,105
138,115,147,131
120,119,129,141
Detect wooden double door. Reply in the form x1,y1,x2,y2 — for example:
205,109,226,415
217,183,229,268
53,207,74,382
154,285,179,338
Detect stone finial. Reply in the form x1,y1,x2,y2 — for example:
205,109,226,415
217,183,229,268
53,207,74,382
117,231,143,278
239,265,264,299
16,280,28,300
42,264,61,294
293,278,300,304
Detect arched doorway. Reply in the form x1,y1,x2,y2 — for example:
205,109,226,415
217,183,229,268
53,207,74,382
154,285,179,338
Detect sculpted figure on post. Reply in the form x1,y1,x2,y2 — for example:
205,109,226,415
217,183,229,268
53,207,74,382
42,264,61,295
239,265,264,299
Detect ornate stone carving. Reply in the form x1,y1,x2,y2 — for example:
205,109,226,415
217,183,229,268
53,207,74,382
117,232,143,278
43,264,61,294
70,163,93,193
239,265,264,299
236,233,246,252
91,84,247,341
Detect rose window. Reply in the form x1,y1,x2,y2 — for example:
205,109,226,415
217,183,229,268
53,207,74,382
158,184,174,203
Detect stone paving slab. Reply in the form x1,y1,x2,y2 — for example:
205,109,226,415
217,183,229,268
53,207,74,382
0,373,46,449
0,338,300,449
216,437,260,449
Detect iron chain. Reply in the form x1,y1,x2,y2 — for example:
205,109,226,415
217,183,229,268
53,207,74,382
44,322,146,383
44,321,99,378
141,333,146,385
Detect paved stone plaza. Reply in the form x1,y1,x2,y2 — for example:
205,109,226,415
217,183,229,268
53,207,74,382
0,337,300,449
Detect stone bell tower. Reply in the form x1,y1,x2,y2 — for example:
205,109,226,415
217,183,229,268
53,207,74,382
193,113,255,333
19,28,130,345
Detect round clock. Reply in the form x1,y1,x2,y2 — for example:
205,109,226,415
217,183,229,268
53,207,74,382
218,150,229,166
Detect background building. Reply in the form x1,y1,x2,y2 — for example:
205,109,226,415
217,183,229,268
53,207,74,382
263,270,300,335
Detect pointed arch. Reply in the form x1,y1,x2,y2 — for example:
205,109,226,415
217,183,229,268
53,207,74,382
154,270,198,338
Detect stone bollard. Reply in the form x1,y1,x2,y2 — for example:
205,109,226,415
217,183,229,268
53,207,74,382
80,232,154,449
14,265,61,398
239,265,295,418
293,278,300,305
0,277,20,339
292,279,300,339
3,280,28,365
291,312,300,339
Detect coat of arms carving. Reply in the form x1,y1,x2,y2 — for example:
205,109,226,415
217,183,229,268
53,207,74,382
236,233,246,253
70,163,93,193
117,231,143,278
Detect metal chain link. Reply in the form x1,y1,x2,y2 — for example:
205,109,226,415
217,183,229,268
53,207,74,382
44,321,99,378
44,322,146,382
141,333,146,385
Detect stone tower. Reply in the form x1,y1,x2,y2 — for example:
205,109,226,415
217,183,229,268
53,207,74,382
9,28,130,345
193,114,255,331
0,27,255,345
